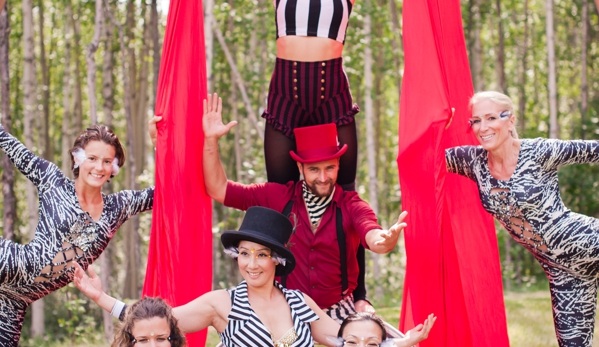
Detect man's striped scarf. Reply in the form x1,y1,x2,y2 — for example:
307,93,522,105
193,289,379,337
302,181,335,226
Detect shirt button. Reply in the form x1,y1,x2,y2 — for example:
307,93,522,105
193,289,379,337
321,95,324,99
293,78,297,83
321,79,325,83
295,95,298,99
293,70,297,74
321,70,325,75
321,87,325,91
294,87,297,91
322,62,326,66
294,62,298,66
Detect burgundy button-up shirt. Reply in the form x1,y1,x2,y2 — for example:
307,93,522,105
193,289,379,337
224,180,382,309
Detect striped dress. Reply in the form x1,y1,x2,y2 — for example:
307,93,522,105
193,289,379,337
0,126,154,346
219,281,319,346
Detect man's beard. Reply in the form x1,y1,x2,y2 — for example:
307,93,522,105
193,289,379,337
305,179,334,198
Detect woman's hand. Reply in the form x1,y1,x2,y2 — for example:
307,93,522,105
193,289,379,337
73,262,105,303
395,313,436,346
203,93,237,140
148,116,163,147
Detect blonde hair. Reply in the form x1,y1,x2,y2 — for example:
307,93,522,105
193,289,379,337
469,91,519,139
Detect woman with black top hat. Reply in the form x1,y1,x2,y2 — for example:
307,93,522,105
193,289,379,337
75,206,340,346
75,206,435,347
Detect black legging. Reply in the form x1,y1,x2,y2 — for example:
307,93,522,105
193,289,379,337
264,122,358,191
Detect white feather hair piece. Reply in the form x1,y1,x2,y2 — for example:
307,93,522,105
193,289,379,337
223,246,240,259
223,246,287,266
111,158,120,176
72,147,87,169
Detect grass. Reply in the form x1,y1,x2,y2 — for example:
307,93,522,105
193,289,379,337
31,291,599,346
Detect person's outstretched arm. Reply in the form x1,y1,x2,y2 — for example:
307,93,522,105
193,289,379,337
392,313,436,347
73,262,225,333
365,211,408,254
0,123,58,193
202,93,237,203
303,294,340,347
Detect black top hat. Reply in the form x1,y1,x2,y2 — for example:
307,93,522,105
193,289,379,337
221,206,296,276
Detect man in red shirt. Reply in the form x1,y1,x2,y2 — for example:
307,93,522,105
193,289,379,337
202,94,407,322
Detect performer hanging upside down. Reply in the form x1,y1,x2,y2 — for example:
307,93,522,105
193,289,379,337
75,207,434,347
264,0,359,191
446,91,599,347
0,124,153,346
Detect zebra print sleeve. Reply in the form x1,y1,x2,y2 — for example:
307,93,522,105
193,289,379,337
538,139,599,170
115,186,155,220
445,146,478,181
0,124,60,192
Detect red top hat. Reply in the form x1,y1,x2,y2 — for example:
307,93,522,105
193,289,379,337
289,124,348,163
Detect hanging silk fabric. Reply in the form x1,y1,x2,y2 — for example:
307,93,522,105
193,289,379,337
397,0,509,346
142,0,211,345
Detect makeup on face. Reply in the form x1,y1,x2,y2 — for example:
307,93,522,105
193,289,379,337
468,110,512,129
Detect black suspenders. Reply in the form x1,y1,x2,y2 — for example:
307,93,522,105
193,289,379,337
280,199,348,298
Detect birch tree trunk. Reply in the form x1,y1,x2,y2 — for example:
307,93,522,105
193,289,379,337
468,0,484,91
204,0,214,91
100,9,115,338
214,25,264,140
71,7,83,132
0,3,15,241
105,3,140,298
546,0,559,139
135,0,150,173
102,4,114,127
388,0,403,94
517,0,529,134
62,0,73,177
581,0,588,140
86,0,104,124
151,0,160,108
495,0,506,92
363,12,382,299
23,0,44,336
228,2,243,182
37,0,50,159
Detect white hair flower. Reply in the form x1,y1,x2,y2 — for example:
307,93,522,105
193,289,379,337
72,148,87,169
111,158,120,176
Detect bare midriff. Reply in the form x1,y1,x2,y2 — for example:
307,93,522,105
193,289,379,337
276,36,344,61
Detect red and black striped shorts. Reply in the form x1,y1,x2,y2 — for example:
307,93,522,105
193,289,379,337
262,57,359,138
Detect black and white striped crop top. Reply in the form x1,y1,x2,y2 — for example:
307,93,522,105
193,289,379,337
275,0,353,44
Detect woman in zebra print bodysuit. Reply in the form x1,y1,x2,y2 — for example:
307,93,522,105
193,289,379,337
446,91,599,347
0,124,154,346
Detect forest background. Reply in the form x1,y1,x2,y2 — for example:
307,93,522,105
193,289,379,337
1,0,598,344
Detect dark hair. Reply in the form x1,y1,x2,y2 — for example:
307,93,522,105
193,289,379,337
338,312,387,341
70,124,125,178
111,297,187,347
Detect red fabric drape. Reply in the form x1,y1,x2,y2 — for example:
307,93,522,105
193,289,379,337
397,1,509,346
142,0,211,345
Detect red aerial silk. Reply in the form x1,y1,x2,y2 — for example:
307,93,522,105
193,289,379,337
397,0,509,346
142,0,211,345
